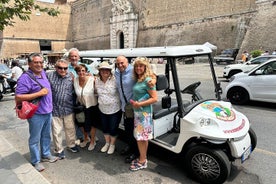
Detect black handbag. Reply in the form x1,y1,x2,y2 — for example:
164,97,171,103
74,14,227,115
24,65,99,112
73,104,85,114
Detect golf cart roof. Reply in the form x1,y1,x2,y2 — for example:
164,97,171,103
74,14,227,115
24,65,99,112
79,45,212,58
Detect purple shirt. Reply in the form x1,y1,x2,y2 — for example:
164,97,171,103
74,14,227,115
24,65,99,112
16,70,53,114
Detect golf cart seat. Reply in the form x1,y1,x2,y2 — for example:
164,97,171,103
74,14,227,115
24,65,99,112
153,75,178,119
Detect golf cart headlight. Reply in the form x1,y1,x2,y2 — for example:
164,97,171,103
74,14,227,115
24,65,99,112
229,76,235,82
224,66,230,69
199,118,211,127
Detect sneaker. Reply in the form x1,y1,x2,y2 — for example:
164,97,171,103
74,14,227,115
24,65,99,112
107,144,115,154
34,163,45,172
75,139,81,146
101,143,110,153
57,151,66,160
67,146,79,153
88,141,96,151
80,137,90,148
41,155,58,163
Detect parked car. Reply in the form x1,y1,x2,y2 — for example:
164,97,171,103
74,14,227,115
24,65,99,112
214,48,239,64
225,58,276,105
223,55,276,79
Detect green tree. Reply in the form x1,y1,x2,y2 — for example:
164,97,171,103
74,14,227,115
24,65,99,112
0,0,60,31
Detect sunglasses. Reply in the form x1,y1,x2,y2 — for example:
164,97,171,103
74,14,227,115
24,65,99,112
57,66,68,70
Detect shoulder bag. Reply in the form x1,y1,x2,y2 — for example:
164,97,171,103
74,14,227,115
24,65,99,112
15,72,43,119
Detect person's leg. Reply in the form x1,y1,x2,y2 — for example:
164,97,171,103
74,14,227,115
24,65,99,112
124,117,139,155
40,113,52,158
63,113,77,148
86,106,97,150
28,114,44,165
137,140,148,163
52,116,64,153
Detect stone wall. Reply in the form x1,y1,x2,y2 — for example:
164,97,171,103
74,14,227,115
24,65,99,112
239,0,276,56
1,0,275,58
71,0,256,52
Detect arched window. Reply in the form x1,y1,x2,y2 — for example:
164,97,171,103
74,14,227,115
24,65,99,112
119,32,124,49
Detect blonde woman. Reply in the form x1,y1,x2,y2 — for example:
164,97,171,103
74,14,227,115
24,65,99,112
74,64,99,151
129,57,158,171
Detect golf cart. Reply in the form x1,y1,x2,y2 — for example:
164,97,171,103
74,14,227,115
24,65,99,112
79,45,257,184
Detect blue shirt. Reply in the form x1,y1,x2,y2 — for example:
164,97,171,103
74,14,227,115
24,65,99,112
115,64,135,111
68,61,96,77
16,70,53,114
47,71,74,117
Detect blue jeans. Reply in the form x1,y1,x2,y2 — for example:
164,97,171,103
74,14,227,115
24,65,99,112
28,113,52,165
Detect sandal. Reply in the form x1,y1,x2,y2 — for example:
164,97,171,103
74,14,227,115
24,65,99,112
129,160,147,171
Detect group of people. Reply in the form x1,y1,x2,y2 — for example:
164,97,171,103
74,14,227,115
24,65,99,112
241,49,276,63
15,48,157,172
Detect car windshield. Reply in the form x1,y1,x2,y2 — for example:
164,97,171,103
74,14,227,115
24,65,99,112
221,50,232,55
0,64,11,74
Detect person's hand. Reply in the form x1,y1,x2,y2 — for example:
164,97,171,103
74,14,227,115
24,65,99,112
147,74,156,88
39,88,48,96
147,79,156,88
130,99,141,109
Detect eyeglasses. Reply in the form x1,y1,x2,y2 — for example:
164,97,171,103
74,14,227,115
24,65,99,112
57,66,68,70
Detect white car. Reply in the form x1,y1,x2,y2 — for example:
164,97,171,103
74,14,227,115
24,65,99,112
225,58,276,105
223,55,276,78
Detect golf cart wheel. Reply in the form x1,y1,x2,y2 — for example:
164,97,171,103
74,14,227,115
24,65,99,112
227,87,249,105
249,127,257,152
184,145,230,184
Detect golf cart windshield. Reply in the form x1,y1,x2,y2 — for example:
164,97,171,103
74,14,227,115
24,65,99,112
79,45,222,118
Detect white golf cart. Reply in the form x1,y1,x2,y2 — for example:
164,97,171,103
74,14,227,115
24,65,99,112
79,45,257,184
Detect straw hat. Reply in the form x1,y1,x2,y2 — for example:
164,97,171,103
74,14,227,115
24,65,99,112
98,61,112,70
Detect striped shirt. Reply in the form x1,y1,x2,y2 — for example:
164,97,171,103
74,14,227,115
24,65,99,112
47,71,74,117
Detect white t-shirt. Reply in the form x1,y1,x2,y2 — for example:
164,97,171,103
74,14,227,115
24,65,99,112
11,66,23,81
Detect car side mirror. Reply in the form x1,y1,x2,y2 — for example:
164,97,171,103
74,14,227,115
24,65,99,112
162,96,171,109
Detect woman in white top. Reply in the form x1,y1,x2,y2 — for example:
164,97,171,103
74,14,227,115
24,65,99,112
74,64,99,151
95,62,122,154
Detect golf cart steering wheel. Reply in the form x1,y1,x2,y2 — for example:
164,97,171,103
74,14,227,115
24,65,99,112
181,81,201,94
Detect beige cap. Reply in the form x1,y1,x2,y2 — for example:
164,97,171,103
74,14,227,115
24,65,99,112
98,61,112,70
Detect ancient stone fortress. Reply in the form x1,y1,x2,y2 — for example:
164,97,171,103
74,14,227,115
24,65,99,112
0,0,275,59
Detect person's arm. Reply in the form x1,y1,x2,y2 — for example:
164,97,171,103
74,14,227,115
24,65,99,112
131,89,157,109
15,88,48,103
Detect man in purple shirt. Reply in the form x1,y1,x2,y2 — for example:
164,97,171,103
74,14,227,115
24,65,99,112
15,53,58,172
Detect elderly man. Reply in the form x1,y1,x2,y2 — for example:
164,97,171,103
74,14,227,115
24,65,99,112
67,48,97,78
15,53,58,172
47,59,79,160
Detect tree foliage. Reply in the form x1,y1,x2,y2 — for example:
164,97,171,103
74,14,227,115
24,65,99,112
0,0,60,31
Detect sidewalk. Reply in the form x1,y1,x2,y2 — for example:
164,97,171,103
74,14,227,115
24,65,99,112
0,134,50,184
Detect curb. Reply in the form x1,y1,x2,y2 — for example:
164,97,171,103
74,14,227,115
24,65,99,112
0,134,50,184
